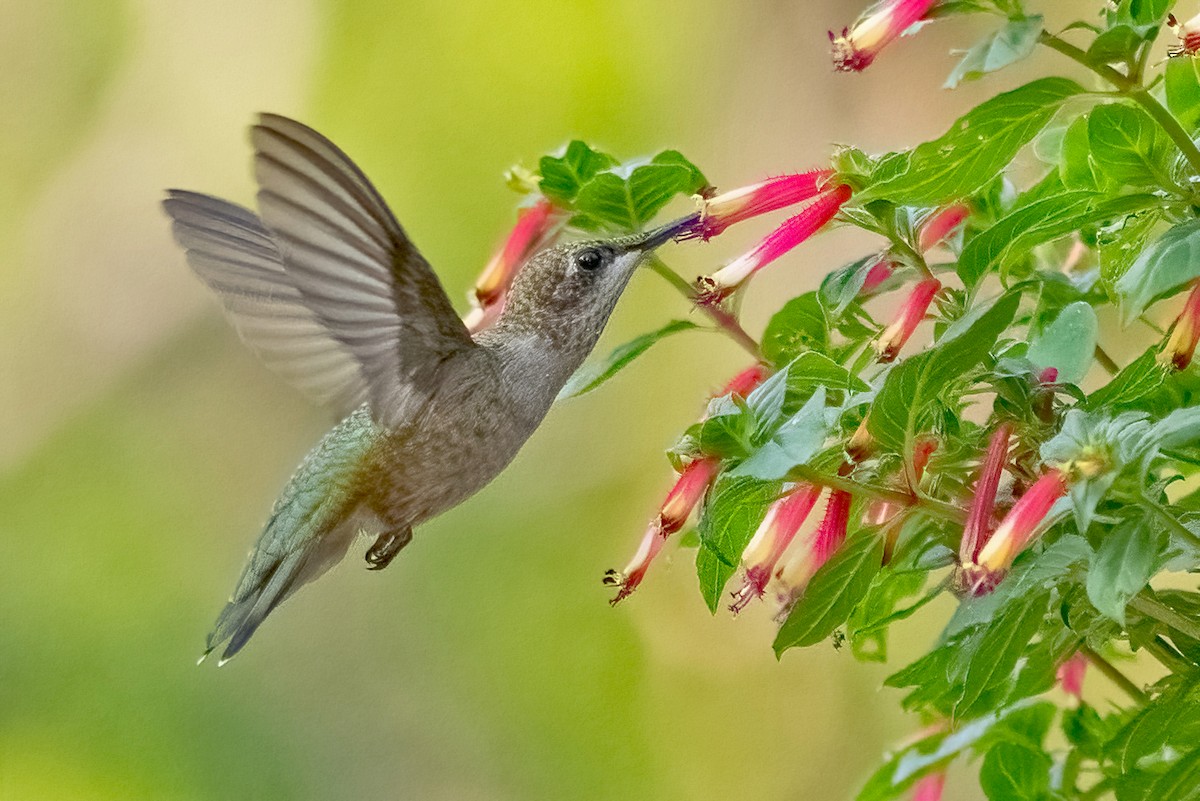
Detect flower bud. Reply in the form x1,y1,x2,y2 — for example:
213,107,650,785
719,364,769,399
1158,279,1200,371
1057,651,1087,701
729,484,822,614
830,0,939,72
698,170,835,240
917,203,969,252
973,468,1069,574
874,278,941,362
911,772,946,801
959,423,1011,567
860,258,895,296
695,185,852,303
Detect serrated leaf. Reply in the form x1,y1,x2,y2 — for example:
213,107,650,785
696,476,779,570
1087,103,1172,188
979,742,1052,801
1116,218,1200,324
730,387,828,481
538,141,616,204
1167,56,1200,134
1085,348,1167,410
869,293,1019,451
848,569,932,662
953,594,1049,717
1087,520,1159,625
774,529,883,655
558,320,698,398
945,16,1043,88
573,151,707,230
1027,301,1098,385
784,351,871,401
863,78,1085,205
696,545,731,614
956,191,1158,286
762,292,830,363
1099,210,1162,298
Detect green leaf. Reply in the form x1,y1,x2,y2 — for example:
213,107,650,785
847,569,933,662
774,529,883,655
1058,115,1103,191
572,151,707,230
945,16,1043,88
953,593,1050,717
1129,0,1175,25
870,293,1019,451
1110,674,1200,773
1167,56,1200,134
979,742,1052,801
1087,519,1159,625
1027,301,1098,385
1087,25,1144,66
1087,103,1172,187
819,255,882,317
956,192,1159,287
558,320,698,399
1098,210,1162,297
538,141,616,204
783,351,871,401
863,77,1085,205
730,387,828,481
761,292,830,364
696,545,731,615
1084,349,1167,410
1115,218,1200,324
696,476,779,571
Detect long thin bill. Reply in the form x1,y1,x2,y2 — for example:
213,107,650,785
623,212,702,252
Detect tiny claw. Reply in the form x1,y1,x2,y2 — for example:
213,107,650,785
365,527,411,571
602,569,621,586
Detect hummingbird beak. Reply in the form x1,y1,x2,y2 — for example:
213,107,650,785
620,212,702,253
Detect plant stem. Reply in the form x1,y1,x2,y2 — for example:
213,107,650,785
647,257,762,359
1130,592,1200,643
788,465,966,524
1038,31,1200,177
1080,645,1148,703
1142,493,1200,550
1094,344,1120,375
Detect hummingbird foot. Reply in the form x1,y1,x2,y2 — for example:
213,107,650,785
365,526,413,571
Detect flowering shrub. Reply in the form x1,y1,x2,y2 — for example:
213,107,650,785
481,1,1200,798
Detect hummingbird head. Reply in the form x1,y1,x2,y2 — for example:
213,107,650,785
492,214,698,356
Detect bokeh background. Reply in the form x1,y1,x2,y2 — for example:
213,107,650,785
1,1,1105,799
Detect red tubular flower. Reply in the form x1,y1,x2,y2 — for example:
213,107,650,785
830,0,939,72
860,258,894,296
1169,13,1200,57
605,457,719,605
911,772,946,801
775,490,852,605
1057,651,1087,701
719,363,769,398
696,184,852,303
466,198,561,333
917,203,969,252
959,423,1012,567
874,277,941,362
1159,279,1200,370
698,170,835,240
974,468,1070,574
729,484,822,614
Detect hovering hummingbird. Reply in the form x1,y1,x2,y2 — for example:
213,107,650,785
164,114,695,663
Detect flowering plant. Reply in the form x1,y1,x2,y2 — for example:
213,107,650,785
477,1,1200,798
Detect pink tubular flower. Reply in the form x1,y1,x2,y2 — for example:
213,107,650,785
698,170,835,240
729,484,822,614
719,363,770,398
1159,279,1200,370
911,772,946,801
696,184,852,304
974,468,1070,574
466,198,561,333
1058,651,1087,701
830,0,939,72
917,203,969,252
867,435,937,531
959,424,1012,568
874,277,941,362
860,257,895,296
605,457,719,605
775,490,852,606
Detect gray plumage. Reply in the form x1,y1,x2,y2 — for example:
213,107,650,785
163,114,692,663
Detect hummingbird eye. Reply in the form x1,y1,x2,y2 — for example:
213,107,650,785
574,247,604,272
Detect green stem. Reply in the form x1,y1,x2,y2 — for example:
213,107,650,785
1130,592,1200,643
1080,645,1148,703
1094,344,1120,376
647,257,762,359
1039,31,1200,177
787,465,966,524
1142,493,1200,551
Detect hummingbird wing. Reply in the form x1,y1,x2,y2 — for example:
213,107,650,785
250,113,475,427
163,190,370,416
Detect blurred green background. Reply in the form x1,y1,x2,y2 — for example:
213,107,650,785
1,1,1107,798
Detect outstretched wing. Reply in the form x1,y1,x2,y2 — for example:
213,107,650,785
250,113,475,426
163,190,369,417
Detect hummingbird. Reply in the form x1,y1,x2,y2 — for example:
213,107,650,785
163,114,695,664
